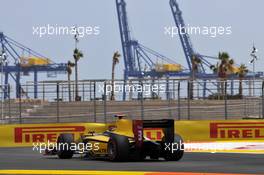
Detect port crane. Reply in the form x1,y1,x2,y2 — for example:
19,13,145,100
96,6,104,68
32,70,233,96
169,0,219,78
116,0,263,99
116,0,189,80
116,0,219,81
169,0,263,78
0,32,67,99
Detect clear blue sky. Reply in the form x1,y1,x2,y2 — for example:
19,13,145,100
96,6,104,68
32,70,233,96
0,0,263,83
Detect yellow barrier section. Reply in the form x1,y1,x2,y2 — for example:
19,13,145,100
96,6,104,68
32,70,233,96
175,120,264,142
0,123,107,147
0,170,252,175
1,120,264,147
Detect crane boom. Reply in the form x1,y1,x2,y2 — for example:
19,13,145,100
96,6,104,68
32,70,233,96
169,0,195,71
116,0,186,79
116,0,136,78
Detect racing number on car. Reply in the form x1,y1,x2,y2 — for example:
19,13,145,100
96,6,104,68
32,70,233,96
133,120,144,147
138,130,143,141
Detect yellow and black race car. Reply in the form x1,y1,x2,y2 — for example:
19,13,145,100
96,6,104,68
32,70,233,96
45,116,184,161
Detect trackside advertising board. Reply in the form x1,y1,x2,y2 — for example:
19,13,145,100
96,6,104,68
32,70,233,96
0,120,264,147
175,120,264,142
0,123,107,147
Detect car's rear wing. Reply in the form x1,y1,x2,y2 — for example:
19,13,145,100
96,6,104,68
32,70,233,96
133,119,175,148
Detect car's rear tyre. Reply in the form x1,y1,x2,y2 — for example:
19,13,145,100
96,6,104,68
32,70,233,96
107,134,129,161
57,133,74,159
163,134,184,161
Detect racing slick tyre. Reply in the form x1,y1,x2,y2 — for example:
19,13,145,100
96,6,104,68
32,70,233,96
107,134,129,161
57,133,74,159
163,134,184,161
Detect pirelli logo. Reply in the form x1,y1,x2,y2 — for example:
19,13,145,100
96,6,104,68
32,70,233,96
144,128,164,141
210,122,264,139
14,126,85,143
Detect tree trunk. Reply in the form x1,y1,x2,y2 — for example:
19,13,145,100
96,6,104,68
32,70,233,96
75,59,80,101
189,82,194,100
151,77,156,99
239,78,243,98
189,70,195,100
217,81,220,100
219,65,226,96
68,73,71,102
220,80,225,95
110,61,115,100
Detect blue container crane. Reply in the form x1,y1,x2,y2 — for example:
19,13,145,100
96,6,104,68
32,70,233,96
116,0,189,80
169,0,219,77
0,32,67,99
169,0,263,79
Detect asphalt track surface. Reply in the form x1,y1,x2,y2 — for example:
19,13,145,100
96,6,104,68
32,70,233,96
0,148,263,174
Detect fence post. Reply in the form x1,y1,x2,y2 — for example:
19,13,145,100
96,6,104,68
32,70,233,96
61,84,64,101
139,79,144,120
56,82,60,123
140,92,144,120
89,81,92,101
82,82,85,101
177,81,181,120
173,79,176,99
187,81,191,120
168,84,172,119
224,81,228,120
93,81,97,122
8,84,11,123
166,77,169,100
231,80,234,96
103,81,107,123
203,80,206,99
261,81,264,119
19,84,22,124
42,83,45,102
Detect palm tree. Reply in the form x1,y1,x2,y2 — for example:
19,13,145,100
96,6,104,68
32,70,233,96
66,61,75,102
189,55,201,99
73,48,83,101
218,52,234,77
236,64,248,97
220,52,234,94
110,51,121,100
211,52,234,95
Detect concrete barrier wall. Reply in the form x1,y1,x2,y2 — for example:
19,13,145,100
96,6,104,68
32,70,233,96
1,120,264,147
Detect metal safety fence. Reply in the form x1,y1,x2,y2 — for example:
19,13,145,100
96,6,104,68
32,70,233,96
0,78,264,124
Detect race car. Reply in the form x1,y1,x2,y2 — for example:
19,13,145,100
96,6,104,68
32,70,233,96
45,116,184,161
